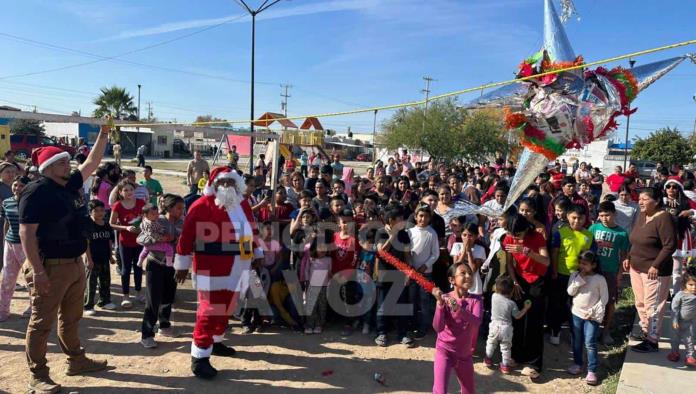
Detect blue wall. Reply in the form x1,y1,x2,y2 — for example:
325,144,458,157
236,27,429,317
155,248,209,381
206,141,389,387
78,123,100,147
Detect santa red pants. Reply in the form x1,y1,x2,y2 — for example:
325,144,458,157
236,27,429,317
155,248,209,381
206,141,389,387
191,289,236,358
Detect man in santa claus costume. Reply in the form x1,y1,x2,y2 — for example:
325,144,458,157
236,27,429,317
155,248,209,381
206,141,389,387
174,166,264,379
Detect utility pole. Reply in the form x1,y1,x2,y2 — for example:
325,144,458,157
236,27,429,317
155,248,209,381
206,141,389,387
421,76,435,134
236,0,286,173
623,59,636,171
372,110,378,165
136,84,141,148
137,84,142,120
280,83,292,117
147,101,153,122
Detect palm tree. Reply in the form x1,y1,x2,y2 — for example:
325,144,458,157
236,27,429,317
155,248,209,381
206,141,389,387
93,86,137,119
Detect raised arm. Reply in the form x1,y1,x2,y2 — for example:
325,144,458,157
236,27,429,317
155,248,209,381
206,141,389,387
78,121,110,181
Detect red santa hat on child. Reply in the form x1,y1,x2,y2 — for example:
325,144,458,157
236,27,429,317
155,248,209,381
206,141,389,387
203,166,246,196
32,146,71,173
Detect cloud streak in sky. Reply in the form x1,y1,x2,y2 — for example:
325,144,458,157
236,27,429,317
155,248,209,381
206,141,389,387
106,0,376,40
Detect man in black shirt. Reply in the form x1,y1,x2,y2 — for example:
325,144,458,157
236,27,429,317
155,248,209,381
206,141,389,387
19,120,110,393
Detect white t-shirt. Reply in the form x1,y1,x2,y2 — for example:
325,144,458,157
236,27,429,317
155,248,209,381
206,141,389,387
449,243,485,295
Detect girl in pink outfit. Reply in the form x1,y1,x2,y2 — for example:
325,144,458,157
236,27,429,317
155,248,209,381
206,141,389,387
432,263,483,394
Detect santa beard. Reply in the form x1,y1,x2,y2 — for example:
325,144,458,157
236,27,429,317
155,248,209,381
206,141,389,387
215,185,242,208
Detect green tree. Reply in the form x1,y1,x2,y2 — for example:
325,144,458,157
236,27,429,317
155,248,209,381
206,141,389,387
194,114,229,127
631,127,694,166
9,119,45,136
380,98,510,162
93,86,137,119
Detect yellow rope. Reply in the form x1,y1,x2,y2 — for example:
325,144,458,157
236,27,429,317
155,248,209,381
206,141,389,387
116,39,696,127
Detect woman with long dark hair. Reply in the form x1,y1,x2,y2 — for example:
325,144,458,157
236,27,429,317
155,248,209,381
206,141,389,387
624,187,677,353
661,179,696,296
91,162,121,217
109,180,146,308
502,213,550,379
139,194,185,348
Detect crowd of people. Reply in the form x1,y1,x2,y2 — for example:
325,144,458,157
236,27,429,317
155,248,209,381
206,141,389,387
1,135,696,393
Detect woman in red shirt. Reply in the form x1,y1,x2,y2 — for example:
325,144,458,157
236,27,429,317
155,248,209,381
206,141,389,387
110,180,146,308
502,213,550,379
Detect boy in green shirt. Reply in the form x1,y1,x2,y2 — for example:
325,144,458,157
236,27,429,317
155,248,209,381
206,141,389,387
589,201,629,345
140,166,163,207
550,204,595,345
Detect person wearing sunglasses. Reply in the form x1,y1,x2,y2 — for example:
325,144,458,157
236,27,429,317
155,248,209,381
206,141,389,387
662,179,696,296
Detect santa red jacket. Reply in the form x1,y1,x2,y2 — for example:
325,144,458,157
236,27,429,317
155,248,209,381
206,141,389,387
174,195,263,292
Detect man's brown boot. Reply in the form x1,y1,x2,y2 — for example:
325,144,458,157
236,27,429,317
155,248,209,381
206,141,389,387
27,375,61,394
65,357,107,376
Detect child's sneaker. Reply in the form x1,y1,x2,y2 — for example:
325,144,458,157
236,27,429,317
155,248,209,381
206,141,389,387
483,357,494,368
84,309,97,316
313,326,322,334
401,336,415,348
666,351,680,362
499,364,511,374
304,327,313,335
411,330,426,341
374,334,387,347
241,326,254,335
585,371,599,386
100,302,117,310
566,364,582,375
140,337,157,349
686,356,696,368
121,296,133,309
158,326,178,338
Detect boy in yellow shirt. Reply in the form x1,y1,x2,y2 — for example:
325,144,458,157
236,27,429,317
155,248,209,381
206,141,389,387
549,204,595,345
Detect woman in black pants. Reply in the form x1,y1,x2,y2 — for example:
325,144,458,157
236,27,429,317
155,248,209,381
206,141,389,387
139,194,185,348
502,214,550,379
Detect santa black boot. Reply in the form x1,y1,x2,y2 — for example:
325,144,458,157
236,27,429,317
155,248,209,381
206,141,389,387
212,342,237,357
191,357,218,379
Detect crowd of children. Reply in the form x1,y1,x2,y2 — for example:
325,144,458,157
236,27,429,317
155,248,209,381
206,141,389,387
2,151,696,393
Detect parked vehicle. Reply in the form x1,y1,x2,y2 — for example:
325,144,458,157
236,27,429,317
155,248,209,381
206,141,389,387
355,153,371,162
635,160,657,178
10,134,76,160
173,138,192,157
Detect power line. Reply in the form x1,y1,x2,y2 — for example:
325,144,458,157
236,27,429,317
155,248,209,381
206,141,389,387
0,19,282,84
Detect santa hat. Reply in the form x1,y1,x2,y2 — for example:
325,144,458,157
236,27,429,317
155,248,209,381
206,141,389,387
203,166,246,196
32,146,71,173
664,178,684,190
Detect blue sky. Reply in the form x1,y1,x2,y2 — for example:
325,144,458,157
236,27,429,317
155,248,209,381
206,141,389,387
0,0,694,140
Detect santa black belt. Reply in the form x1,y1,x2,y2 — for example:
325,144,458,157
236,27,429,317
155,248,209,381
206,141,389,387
195,240,253,257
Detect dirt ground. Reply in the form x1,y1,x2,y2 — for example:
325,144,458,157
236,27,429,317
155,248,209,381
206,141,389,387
0,271,619,393
0,173,621,394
